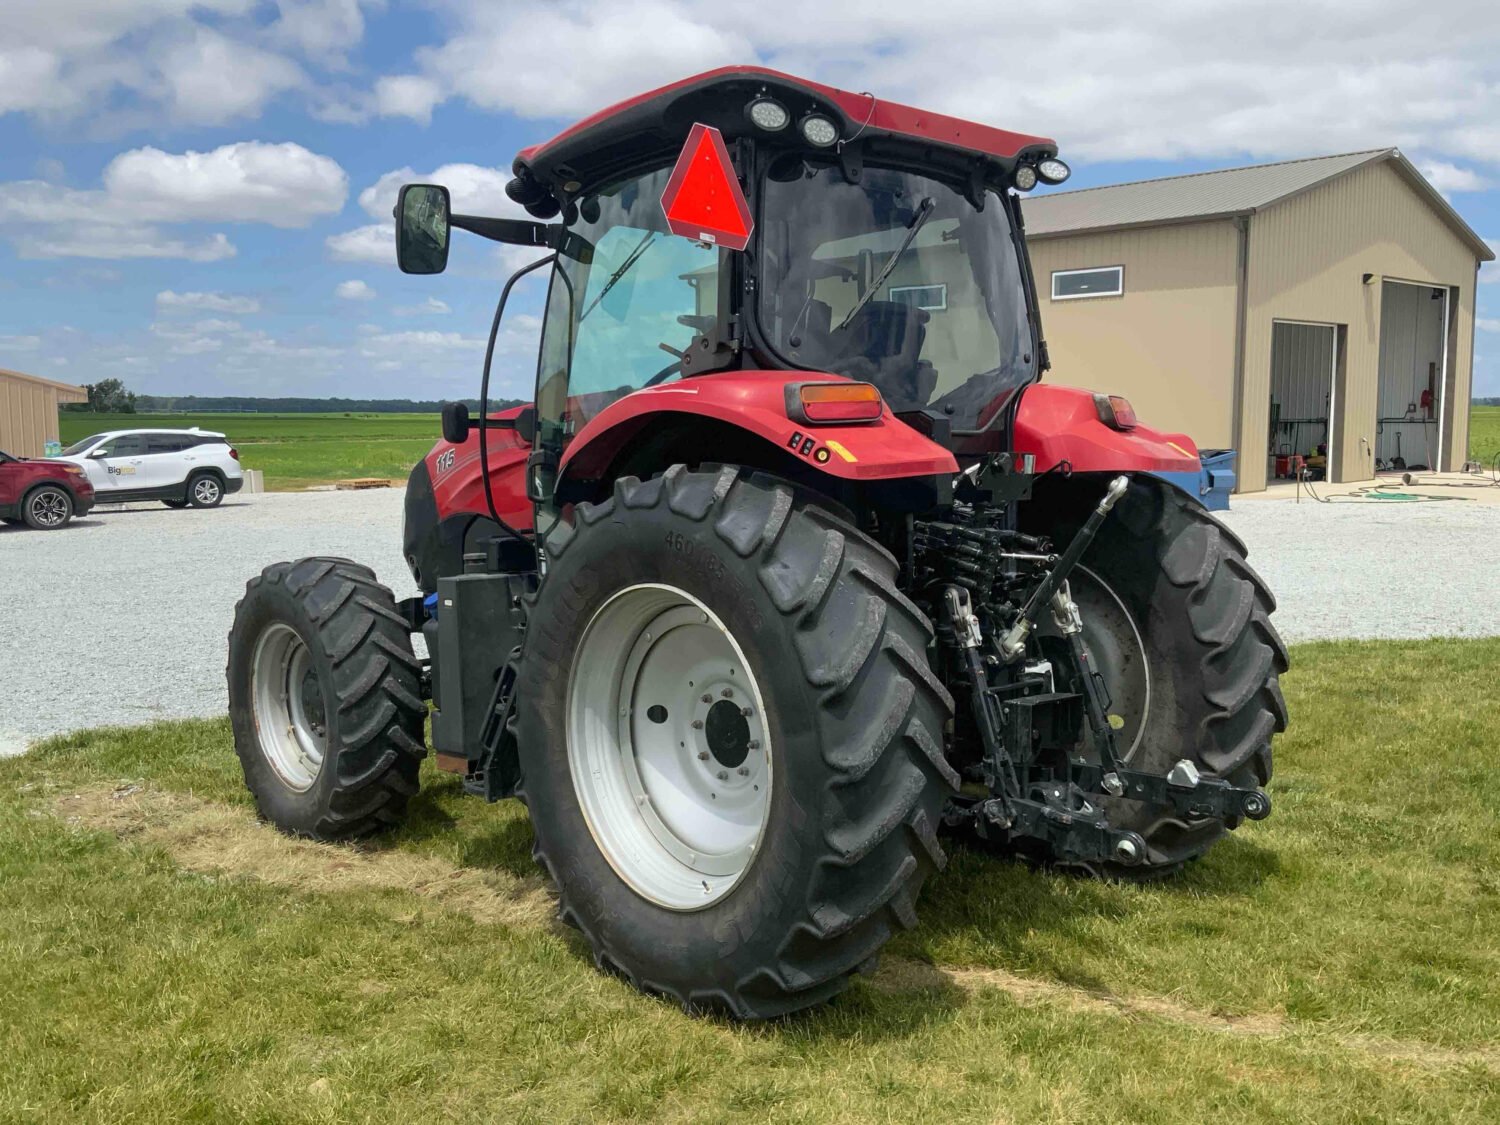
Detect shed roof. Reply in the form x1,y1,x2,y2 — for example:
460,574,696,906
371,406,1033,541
0,367,87,400
1023,148,1494,261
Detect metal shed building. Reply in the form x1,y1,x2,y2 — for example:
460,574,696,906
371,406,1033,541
0,368,87,458
1022,149,1494,491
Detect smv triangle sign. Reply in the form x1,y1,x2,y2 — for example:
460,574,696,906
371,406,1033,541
659,123,754,251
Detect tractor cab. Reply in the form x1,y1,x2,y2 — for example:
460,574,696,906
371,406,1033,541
395,68,1074,495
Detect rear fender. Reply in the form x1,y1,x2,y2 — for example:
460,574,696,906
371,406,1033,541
558,371,957,496
1013,383,1201,475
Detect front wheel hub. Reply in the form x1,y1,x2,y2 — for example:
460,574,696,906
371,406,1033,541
567,583,771,911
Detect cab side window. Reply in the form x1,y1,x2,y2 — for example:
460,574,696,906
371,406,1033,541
146,435,187,455
101,435,146,457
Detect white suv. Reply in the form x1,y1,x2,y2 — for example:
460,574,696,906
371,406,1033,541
57,428,244,509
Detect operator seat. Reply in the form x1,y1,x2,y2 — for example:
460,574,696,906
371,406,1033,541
825,300,939,412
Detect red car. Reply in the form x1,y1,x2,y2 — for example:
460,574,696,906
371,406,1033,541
0,447,96,529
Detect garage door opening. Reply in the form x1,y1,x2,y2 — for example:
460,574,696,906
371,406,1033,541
1376,280,1448,471
1269,320,1338,482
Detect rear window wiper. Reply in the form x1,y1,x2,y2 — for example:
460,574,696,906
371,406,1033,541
835,196,936,331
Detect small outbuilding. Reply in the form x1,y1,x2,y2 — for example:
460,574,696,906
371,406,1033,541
0,367,88,458
1023,149,1494,491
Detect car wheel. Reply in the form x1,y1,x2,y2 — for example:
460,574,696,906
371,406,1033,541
23,485,73,530
163,499,189,509
188,473,224,508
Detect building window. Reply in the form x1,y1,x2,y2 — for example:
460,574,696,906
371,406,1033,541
1051,266,1124,300
889,283,947,311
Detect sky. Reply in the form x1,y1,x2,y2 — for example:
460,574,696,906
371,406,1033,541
1,0,1499,404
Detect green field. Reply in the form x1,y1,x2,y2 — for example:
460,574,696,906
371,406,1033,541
2,638,1498,1123
58,412,441,491
1470,405,1500,463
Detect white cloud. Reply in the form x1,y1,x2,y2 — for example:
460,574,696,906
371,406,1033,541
356,330,485,355
156,290,261,314
335,278,376,300
16,228,235,261
394,296,450,315
156,27,305,125
374,74,442,123
0,1,370,126
270,0,367,63
1478,318,1500,332
326,222,392,264
101,142,346,227
1418,159,1488,196
390,1,1500,172
0,140,343,260
0,334,42,352
358,163,526,221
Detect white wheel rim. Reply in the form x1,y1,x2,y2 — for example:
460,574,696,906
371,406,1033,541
251,623,327,791
566,583,772,911
195,478,220,503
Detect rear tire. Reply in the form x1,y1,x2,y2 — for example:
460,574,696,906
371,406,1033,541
513,466,958,1018
1029,477,1287,877
23,485,73,530
227,557,426,839
187,472,224,508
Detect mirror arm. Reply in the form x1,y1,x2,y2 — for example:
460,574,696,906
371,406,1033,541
450,213,560,248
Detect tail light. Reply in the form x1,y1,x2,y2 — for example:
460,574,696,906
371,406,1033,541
1094,394,1138,431
788,382,884,424
229,447,240,460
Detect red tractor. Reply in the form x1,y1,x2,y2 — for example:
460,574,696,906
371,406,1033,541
228,67,1286,1018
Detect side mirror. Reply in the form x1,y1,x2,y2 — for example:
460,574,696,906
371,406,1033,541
513,405,537,445
441,401,470,444
395,183,451,275
88,447,109,458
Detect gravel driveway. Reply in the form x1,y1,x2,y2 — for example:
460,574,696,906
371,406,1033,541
0,492,417,757
2,489,1496,755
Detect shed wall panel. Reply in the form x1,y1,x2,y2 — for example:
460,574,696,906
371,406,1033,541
1028,220,1240,448
1242,161,1477,490
0,371,84,457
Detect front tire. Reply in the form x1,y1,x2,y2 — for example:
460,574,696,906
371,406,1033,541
1030,477,1287,877
513,466,958,1018
227,557,426,839
23,485,73,530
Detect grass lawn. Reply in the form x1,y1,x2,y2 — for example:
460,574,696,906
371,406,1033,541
1469,405,1500,463
3,638,1498,1123
58,412,440,491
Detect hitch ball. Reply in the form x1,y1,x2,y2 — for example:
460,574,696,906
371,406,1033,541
1112,833,1147,865
1242,790,1273,821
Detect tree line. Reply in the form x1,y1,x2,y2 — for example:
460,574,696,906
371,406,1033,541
62,380,523,415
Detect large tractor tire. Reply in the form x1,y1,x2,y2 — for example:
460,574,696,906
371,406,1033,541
513,466,958,1018
227,557,426,839
1030,476,1288,878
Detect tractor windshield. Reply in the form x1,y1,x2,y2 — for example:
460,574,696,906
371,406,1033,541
758,159,1036,431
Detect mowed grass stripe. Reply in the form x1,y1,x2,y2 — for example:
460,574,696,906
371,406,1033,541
3,638,1499,1122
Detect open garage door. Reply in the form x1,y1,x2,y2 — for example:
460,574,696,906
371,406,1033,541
1377,281,1447,471
1269,320,1337,481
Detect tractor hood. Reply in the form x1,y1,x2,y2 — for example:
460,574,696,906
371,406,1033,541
506,66,1058,219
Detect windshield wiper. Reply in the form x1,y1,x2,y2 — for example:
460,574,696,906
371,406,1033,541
580,231,656,321
835,196,936,331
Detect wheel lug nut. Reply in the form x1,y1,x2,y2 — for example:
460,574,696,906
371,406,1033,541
697,751,710,761
716,770,729,781
737,767,749,777
691,720,703,729
747,740,760,750
721,688,733,698
701,694,712,704
741,706,752,717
